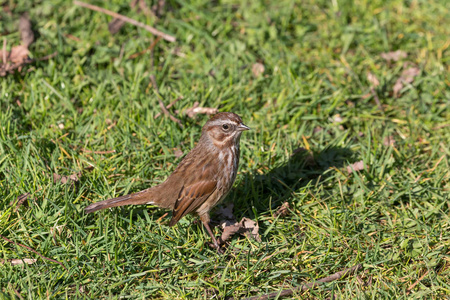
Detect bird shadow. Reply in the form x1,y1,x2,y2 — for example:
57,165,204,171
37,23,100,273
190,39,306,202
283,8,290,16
214,145,355,232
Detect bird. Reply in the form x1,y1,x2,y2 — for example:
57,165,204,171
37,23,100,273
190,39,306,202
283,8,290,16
85,112,250,251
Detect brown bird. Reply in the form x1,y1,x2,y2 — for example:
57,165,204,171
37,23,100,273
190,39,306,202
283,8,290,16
85,112,250,250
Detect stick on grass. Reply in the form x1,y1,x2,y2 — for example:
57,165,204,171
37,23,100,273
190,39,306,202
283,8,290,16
245,264,363,300
0,234,67,270
73,0,176,42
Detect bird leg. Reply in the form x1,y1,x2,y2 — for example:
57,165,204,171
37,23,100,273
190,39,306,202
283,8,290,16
200,215,222,253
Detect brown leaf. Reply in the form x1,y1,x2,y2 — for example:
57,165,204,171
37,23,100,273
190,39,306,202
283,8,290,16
240,217,261,242
367,72,380,87
53,172,81,184
381,50,407,62
0,45,29,64
332,114,343,123
220,221,241,244
383,136,396,146
0,15,33,76
252,62,265,77
219,217,261,244
0,14,33,65
393,67,420,97
19,14,34,48
216,202,235,220
313,126,323,134
185,102,218,118
173,148,183,158
274,202,290,217
347,160,366,174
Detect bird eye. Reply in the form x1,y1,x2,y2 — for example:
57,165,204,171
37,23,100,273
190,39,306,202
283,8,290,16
222,124,230,130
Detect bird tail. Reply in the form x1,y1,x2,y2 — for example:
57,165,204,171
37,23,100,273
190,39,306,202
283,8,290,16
85,188,156,214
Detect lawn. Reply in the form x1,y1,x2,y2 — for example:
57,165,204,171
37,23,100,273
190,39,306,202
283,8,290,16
1,0,449,298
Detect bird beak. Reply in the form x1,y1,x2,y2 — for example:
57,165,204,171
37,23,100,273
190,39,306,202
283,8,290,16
238,123,251,131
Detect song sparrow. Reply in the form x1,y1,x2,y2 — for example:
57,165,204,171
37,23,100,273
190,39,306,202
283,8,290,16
85,112,250,250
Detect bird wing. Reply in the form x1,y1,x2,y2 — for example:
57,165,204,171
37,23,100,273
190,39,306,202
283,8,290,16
169,180,217,226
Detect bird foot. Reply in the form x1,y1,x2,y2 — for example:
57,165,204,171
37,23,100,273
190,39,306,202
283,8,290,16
208,242,224,254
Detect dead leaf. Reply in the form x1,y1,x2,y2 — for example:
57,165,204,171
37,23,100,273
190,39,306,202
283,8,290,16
219,217,261,244
367,72,380,87
332,114,343,123
381,50,407,62
220,222,241,243
185,102,218,118
252,62,265,77
173,148,183,158
313,126,323,134
216,202,235,220
53,172,81,184
383,136,395,146
393,67,420,97
240,217,261,242
0,14,34,76
1,45,29,64
274,202,290,217
1,15,33,63
345,100,355,108
347,161,366,174
19,14,34,48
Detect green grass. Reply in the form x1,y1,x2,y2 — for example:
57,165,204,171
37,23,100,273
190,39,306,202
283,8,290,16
1,0,449,298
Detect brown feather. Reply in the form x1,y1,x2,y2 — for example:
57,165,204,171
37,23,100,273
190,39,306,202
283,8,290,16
169,180,217,226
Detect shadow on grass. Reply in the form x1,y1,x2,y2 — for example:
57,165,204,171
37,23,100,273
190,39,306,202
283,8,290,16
224,145,355,226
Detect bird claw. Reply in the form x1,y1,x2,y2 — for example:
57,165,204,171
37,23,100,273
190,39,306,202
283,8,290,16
208,242,224,254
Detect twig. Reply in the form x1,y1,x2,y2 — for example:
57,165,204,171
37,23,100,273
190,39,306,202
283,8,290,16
406,270,429,293
36,51,58,61
370,87,383,112
109,0,155,34
108,0,139,34
150,74,183,127
154,96,182,118
8,283,24,300
128,36,161,59
73,0,175,42
432,123,450,130
156,212,169,223
0,234,67,270
244,264,362,300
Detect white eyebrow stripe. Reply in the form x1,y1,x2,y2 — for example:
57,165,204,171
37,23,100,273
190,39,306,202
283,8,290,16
209,119,239,127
